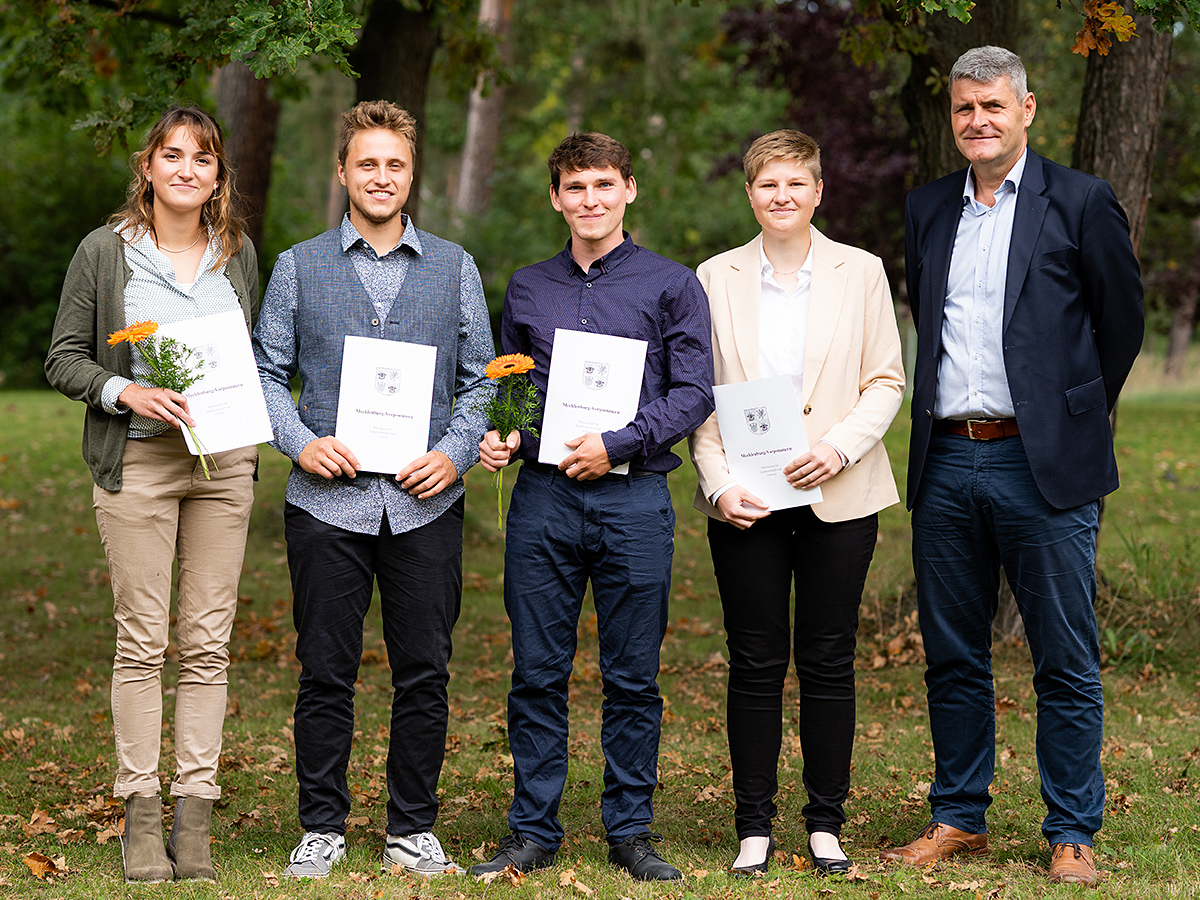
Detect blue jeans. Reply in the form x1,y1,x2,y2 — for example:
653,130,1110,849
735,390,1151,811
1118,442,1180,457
912,432,1104,846
503,465,675,850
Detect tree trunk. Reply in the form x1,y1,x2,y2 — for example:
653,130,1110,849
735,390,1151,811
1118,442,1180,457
452,0,514,220
214,61,281,251
899,1,1020,184
1164,216,1200,381
350,0,442,224
1072,16,1172,258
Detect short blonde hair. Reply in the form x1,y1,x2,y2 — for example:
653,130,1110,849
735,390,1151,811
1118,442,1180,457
743,130,822,185
338,100,418,165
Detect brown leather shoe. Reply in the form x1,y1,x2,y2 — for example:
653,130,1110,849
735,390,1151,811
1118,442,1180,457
879,822,989,865
1049,842,1099,886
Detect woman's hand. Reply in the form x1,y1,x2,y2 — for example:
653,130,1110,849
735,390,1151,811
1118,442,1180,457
715,486,771,530
117,383,194,429
784,441,844,490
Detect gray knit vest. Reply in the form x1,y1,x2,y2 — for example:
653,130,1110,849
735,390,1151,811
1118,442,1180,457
291,227,464,450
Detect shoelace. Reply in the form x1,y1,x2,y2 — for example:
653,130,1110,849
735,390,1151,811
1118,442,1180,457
1054,842,1085,860
291,833,339,863
498,831,527,855
409,832,448,863
625,832,666,859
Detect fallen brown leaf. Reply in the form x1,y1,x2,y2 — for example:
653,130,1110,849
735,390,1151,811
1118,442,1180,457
477,862,526,885
23,851,67,880
559,869,596,895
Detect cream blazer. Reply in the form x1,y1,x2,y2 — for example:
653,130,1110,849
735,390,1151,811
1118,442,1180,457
688,230,905,523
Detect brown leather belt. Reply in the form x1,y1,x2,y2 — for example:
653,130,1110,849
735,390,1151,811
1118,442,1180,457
936,418,1020,440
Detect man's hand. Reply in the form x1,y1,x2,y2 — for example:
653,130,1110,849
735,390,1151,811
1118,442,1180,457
560,433,612,480
479,429,521,473
397,450,458,498
715,486,771,530
784,441,844,490
117,383,194,429
299,436,359,479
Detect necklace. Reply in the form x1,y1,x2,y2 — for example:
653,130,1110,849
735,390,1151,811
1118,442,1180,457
772,265,802,276
156,231,203,254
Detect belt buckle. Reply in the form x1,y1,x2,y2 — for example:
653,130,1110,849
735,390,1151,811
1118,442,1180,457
965,419,985,440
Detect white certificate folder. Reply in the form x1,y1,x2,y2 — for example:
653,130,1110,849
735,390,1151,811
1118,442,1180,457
156,310,274,455
713,375,822,510
334,335,437,475
538,328,648,476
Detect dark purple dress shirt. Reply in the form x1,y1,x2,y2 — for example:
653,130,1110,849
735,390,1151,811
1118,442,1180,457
501,234,715,473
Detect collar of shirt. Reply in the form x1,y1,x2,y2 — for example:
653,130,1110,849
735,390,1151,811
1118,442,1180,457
962,148,1027,213
758,234,814,294
560,232,636,278
338,212,423,259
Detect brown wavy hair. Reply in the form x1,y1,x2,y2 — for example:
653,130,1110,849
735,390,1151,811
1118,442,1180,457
109,106,244,270
546,132,633,190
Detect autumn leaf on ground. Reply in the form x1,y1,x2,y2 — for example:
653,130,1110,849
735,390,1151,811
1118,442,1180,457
23,851,67,880
471,839,495,861
21,810,56,838
559,868,596,895
947,879,987,891
477,862,526,885
262,871,280,886
95,826,120,845
845,863,871,881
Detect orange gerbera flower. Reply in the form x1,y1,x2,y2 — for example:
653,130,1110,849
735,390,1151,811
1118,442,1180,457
485,353,536,380
107,320,159,346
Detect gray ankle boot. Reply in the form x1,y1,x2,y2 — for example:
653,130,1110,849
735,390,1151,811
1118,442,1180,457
168,797,216,881
121,796,174,883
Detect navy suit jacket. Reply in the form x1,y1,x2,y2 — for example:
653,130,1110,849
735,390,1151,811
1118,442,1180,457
905,149,1144,511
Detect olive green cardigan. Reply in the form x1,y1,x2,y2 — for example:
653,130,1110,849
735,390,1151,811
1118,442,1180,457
44,226,259,491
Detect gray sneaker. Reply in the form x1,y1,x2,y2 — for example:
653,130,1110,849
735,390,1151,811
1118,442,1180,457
382,831,460,876
284,832,346,878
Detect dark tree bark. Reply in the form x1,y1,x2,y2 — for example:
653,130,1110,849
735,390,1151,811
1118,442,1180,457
1071,16,1171,525
1072,15,1172,258
899,1,1020,185
350,0,442,223
215,61,281,252
452,0,514,220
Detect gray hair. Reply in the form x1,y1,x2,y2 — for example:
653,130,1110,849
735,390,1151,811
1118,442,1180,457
950,46,1028,99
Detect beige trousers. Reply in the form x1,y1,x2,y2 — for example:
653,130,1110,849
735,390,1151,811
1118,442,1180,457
93,431,255,800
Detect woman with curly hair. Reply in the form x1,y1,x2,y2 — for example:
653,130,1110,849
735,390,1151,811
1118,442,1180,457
46,106,259,883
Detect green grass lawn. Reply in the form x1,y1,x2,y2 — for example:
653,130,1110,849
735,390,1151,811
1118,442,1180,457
1,376,1198,899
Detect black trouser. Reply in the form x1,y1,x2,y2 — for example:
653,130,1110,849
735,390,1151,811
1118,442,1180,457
707,506,877,839
285,499,463,836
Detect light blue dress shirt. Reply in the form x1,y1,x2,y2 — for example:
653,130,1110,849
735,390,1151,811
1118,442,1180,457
934,150,1028,420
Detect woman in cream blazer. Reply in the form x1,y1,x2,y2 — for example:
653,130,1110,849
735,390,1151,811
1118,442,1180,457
688,131,904,876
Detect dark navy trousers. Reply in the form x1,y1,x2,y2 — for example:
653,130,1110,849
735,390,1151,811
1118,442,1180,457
286,499,463,837
912,432,1104,846
502,465,675,851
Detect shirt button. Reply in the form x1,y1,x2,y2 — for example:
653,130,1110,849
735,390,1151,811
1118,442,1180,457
586,283,593,288
581,318,588,325
371,318,380,326
803,405,812,415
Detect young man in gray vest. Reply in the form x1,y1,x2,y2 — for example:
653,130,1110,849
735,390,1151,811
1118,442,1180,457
254,100,493,878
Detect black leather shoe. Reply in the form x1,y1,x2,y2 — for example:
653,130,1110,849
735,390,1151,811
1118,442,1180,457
808,834,851,875
730,835,774,877
608,832,682,881
467,830,556,876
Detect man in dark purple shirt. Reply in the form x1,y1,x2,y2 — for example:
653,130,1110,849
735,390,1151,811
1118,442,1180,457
470,133,714,882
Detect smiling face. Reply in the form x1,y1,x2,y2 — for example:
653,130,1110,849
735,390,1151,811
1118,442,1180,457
746,158,823,240
550,166,637,259
951,75,1036,179
142,125,219,218
338,127,414,228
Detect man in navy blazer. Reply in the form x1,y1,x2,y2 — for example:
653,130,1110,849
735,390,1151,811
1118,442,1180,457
880,48,1143,886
